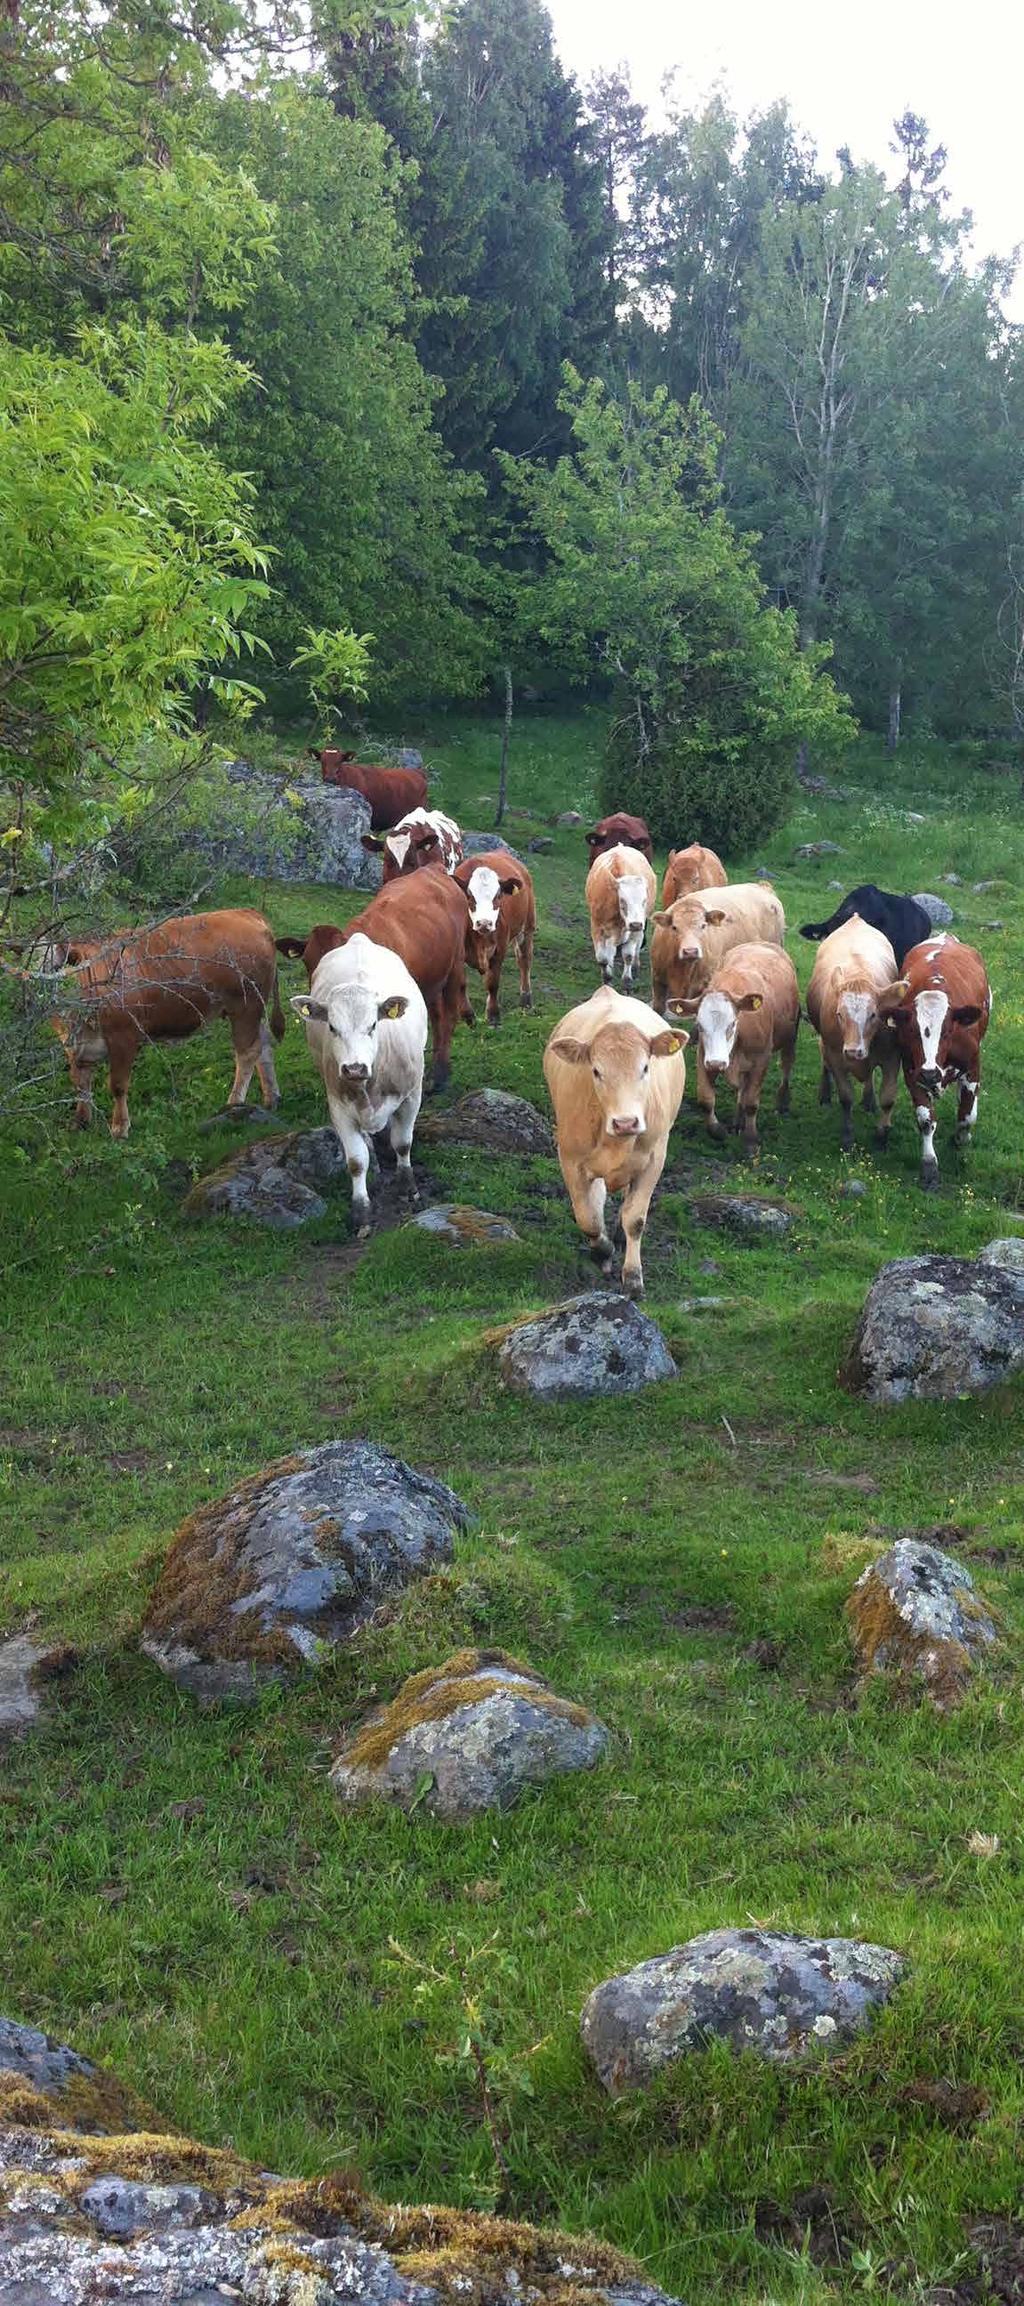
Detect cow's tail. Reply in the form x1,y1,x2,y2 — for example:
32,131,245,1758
269,969,287,1042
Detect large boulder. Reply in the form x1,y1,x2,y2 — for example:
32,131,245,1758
844,1252,1024,1402
0,2017,155,2134
581,1930,906,2095
141,1442,468,1701
461,829,525,862
497,1294,677,1402
846,1538,997,1704
175,765,380,889
183,1127,346,1230
0,2024,682,2306
331,1649,608,1820
415,1088,553,1156
912,892,955,927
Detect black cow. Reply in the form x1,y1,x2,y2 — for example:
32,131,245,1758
799,885,932,969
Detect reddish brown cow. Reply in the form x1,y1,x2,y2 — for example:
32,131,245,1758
277,871,474,1091
584,813,654,865
661,843,727,909
49,909,284,1137
453,850,536,1026
313,749,428,829
877,933,991,1189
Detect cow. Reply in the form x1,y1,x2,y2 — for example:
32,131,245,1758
585,843,658,990
650,883,785,1013
543,986,687,1298
48,909,284,1137
585,813,654,865
799,885,931,970
453,850,536,1026
276,870,474,1093
804,916,901,1153
661,843,727,910
361,809,463,882
312,749,428,829
876,935,991,1189
667,943,800,1155
290,932,428,1238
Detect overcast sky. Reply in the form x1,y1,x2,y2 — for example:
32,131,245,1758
548,0,1024,317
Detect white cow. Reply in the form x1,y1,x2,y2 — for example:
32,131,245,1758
291,932,428,1237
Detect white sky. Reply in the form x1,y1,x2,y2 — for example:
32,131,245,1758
548,0,1024,318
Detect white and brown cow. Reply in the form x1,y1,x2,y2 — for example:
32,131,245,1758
585,843,657,991
650,882,785,1014
453,850,536,1026
362,809,463,882
804,915,901,1153
661,843,727,910
877,934,991,1189
543,985,687,1297
668,942,799,1154
291,931,429,1236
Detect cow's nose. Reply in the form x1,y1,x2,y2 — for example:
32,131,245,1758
341,1061,370,1082
842,1044,862,1063
919,1065,940,1089
704,1059,724,1078
679,944,700,961
610,1114,641,1136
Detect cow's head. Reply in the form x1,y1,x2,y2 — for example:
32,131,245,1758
835,984,885,1065
276,925,346,982
461,864,521,950
669,986,762,1076
550,1020,686,1138
291,981,410,1083
879,975,983,1089
652,900,725,968
615,873,650,937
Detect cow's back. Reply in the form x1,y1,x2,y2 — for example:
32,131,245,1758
904,934,990,1021
663,843,727,907
806,917,898,1034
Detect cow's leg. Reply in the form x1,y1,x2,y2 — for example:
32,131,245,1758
696,1051,727,1143
593,930,617,986
425,990,451,1095
651,970,667,1014
389,1088,421,1204
255,1016,281,1109
484,952,502,1028
227,1009,265,1110
564,1164,613,1272
620,928,642,990
862,1077,876,1113
828,1055,855,1151
105,1029,138,1140
66,1051,96,1130
327,1094,374,1237
818,1056,833,1106
620,1149,665,1297
954,1074,979,1148
915,1094,940,1190
739,1060,769,1155
517,926,534,1011
873,1052,900,1152
777,1033,797,1117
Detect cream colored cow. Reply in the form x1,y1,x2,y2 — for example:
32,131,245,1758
650,882,784,1013
805,915,901,1152
585,843,658,990
543,985,687,1297
669,941,800,1154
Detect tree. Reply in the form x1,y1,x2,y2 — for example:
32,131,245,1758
583,64,647,303
500,370,853,853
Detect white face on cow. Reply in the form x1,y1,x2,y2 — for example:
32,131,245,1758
465,865,502,937
837,989,879,1063
292,985,407,1084
696,989,738,1074
616,875,649,936
914,986,949,1082
386,830,414,872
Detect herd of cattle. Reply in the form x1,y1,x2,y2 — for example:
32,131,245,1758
18,755,995,1297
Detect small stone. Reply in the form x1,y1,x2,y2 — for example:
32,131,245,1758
905,810,926,823
690,1193,796,1238
698,1257,721,1276
827,878,843,890
675,1296,729,1311
461,830,525,861
581,1929,905,2093
415,1088,553,1156
528,835,554,853
939,873,962,885
331,1648,608,1820
839,1179,868,1199
755,864,773,879
983,919,1004,932
971,879,1004,893
183,1127,347,1229
409,1205,520,1247
844,1252,1024,1402
556,810,583,827
393,748,424,770
197,1103,280,1135
0,1638,74,1737
795,840,842,858
847,1538,997,1704
140,1441,469,1701
498,1293,676,1402
911,893,954,927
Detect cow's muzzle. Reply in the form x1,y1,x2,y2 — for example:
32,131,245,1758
341,1061,371,1083
610,1114,641,1137
918,1066,940,1091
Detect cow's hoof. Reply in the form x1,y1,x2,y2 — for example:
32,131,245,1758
587,1238,614,1271
873,1128,891,1153
520,995,533,1012
487,1013,500,1030
954,1126,973,1149
862,1085,876,1113
706,1119,727,1143
920,1165,941,1193
621,1273,644,1299
777,1092,791,1118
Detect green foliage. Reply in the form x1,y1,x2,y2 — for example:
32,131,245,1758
291,626,374,738
501,369,853,852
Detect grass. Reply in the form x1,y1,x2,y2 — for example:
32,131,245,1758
2,716,1024,2302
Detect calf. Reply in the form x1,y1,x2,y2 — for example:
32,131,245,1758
800,885,931,969
585,843,657,990
49,909,283,1137
291,933,428,1237
804,916,901,1153
668,942,799,1155
877,935,991,1189
362,809,462,881
313,750,428,829
543,986,686,1297
661,843,727,910
276,869,473,1092
585,812,654,865
650,883,785,1012
453,850,536,1026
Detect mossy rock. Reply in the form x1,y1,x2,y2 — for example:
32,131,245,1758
408,1205,521,1248
330,1647,609,1820
0,2016,160,2136
847,1538,998,1706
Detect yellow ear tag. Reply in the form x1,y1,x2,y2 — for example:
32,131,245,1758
382,999,403,1020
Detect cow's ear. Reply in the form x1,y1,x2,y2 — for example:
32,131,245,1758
877,979,910,1014
275,935,307,959
650,909,674,930
703,907,727,926
666,995,700,1017
648,1027,687,1056
951,1002,982,1026
291,994,328,1023
736,992,763,1011
549,1035,590,1065
498,876,521,896
360,833,385,853
378,995,409,1021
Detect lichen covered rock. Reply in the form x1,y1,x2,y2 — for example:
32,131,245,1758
415,1088,553,1156
497,1294,676,1401
847,1538,997,1703
844,1253,1024,1402
912,892,955,927
0,2017,156,2135
0,1637,76,1737
977,1236,1024,1275
183,1127,348,1229
581,1930,905,2094
689,1194,796,1238
331,1648,608,1820
171,768,380,888
140,1442,469,1701
409,1205,521,1248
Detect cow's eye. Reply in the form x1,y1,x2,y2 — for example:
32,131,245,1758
592,1065,602,1080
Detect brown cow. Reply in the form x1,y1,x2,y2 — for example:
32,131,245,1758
543,986,686,1297
362,809,463,881
276,871,474,1092
661,843,727,910
453,851,536,1027
49,909,284,1137
804,916,901,1153
668,942,799,1154
313,749,428,829
876,934,991,1188
650,883,785,1013
585,844,657,990
584,813,654,865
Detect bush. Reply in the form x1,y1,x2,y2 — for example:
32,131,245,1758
603,700,797,857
